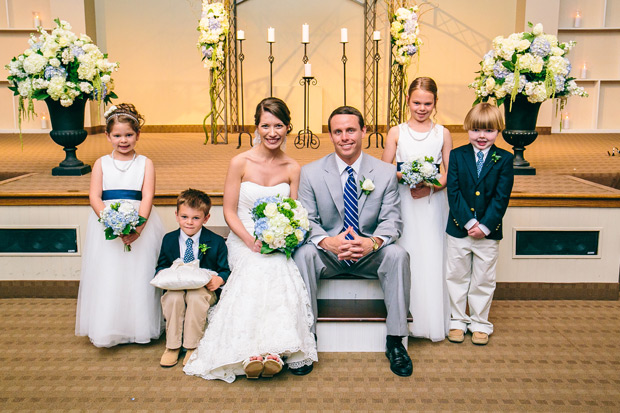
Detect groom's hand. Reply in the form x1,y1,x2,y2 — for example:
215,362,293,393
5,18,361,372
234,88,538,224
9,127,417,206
342,232,381,261
319,227,354,257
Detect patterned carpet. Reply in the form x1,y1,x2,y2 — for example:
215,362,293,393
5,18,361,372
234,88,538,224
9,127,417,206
2,298,620,411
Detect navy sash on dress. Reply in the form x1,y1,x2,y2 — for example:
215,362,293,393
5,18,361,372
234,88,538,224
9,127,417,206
101,189,142,201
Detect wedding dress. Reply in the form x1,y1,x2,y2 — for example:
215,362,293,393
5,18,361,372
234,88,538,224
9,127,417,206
184,181,317,382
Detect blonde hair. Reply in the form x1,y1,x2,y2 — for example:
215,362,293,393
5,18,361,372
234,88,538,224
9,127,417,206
463,102,505,131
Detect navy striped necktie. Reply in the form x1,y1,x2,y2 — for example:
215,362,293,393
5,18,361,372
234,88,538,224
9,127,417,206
342,166,358,266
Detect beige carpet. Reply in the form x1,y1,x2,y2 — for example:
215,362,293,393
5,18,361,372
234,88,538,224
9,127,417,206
1,298,620,411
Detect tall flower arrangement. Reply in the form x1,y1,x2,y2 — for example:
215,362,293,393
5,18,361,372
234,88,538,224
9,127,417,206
197,1,229,144
5,19,118,130
390,6,422,67
470,22,587,109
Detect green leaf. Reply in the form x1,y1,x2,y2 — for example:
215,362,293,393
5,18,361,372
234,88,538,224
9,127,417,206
260,243,275,255
104,227,117,240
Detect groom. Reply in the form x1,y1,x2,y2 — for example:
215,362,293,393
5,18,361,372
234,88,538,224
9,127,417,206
294,106,412,377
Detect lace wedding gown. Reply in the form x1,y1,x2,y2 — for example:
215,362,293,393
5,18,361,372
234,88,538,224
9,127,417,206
396,123,450,342
184,182,317,382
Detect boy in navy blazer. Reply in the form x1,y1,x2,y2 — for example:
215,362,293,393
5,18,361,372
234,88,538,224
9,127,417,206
445,103,514,346
157,189,230,367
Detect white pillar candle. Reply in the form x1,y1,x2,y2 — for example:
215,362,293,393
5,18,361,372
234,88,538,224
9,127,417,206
33,12,41,28
267,27,275,43
341,28,348,43
304,63,312,77
562,114,570,129
41,115,47,129
580,62,587,78
373,30,381,41
237,30,245,40
302,24,310,43
574,11,582,28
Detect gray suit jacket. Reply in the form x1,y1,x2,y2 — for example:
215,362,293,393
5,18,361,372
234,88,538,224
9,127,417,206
298,152,403,246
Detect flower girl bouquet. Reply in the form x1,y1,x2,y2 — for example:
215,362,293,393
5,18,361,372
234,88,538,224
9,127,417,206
99,201,147,252
399,156,441,188
251,196,310,259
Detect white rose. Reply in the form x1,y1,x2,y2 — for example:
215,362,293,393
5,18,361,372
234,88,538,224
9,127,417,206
262,230,274,244
361,179,375,192
263,203,278,217
419,162,436,177
295,229,305,242
532,23,544,36
118,202,134,215
49,58,61,67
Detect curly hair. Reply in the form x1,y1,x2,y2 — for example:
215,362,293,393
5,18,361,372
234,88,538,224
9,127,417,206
105,103,145,133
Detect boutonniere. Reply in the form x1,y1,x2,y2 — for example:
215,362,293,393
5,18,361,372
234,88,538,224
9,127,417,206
491,151,501,163
359,176,375,198
198,243,210,257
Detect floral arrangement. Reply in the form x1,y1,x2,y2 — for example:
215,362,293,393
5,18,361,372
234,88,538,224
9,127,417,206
399,156,441,188
5,18,118,124
390,6,422,67
197,1,228,70
99,201,146,252
470,22,587,107
251,196,311,259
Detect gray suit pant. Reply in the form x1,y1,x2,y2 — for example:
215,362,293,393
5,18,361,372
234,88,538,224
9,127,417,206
293,243,411,337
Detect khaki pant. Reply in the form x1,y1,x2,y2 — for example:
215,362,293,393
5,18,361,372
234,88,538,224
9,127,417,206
161,287,217,349
445,235,499,335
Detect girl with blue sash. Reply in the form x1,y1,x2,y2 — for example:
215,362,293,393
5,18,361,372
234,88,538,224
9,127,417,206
76,103,165,347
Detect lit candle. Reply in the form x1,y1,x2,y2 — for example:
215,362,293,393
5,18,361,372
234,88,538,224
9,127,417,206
41,115,47,129
341,28,348,43
373,31,381,41
237,30,245,40
304,63,312,77
574,11,582,28
33,12,41,28
562,113,570,129
302,24,310,43
580,62,587,78
267,27,275,43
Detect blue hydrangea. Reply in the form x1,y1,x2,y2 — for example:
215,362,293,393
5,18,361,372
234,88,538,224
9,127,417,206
208,18,221,31
530,37,551,57
406,45,417,56
253,217,269,236
483,50,495,60
564,57,572,75
493,62,510,79
70,45,85,57
44,66,67,80
554,75,565,93
202,47,213,59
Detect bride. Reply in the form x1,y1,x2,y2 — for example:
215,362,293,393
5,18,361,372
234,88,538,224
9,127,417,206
184,97,317,383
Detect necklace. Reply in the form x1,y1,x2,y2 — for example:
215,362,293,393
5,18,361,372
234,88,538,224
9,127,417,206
111,150,136,172
406,120,434,141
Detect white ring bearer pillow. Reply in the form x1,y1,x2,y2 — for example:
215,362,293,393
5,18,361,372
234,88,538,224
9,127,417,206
150,258,214,290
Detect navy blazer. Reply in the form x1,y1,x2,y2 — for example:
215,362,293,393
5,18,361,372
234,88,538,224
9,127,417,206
446,144,514,240
156,228,230,284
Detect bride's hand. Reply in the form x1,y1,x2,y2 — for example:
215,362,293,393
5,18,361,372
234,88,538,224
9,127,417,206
410,185,431,199
246,238,262,253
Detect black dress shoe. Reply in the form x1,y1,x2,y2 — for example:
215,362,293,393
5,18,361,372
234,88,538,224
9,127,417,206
289,363,313,376
385,337,412,377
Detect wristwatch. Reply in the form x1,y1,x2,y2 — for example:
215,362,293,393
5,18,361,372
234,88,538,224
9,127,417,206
369,236,379,252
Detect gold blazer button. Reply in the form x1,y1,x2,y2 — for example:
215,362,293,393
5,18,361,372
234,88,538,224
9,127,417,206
475,191,480,196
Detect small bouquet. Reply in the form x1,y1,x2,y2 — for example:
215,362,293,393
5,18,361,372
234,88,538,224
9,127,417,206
399,156,441,188
251,196,310,259
99,201,146,252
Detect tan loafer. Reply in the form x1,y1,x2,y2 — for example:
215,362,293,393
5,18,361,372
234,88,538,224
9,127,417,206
183,349,195,366
448,329,465,343
472,331,489,345
160,348,181,367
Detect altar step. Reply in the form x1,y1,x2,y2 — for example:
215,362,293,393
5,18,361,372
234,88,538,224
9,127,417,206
316,278,411,352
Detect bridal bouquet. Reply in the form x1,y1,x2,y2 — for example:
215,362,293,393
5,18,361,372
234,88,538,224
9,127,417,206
469,22,587,107
197,1,229,70
400,156,441,188
5,18,118,121
390,6,422,67
99,201,146,252
251,196,310,259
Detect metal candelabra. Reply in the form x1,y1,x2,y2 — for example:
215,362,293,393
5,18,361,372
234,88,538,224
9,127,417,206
236,38,252,148
268,42,274,97
294,43,319,149
366,38,383,149
341,42,348,105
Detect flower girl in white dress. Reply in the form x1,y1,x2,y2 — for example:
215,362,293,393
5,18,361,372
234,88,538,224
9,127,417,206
184,98,317,383
75,104,164,347
382,77,453,342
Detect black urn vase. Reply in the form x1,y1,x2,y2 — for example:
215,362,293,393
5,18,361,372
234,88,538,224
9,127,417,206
502,94,541,175
45,97,91,176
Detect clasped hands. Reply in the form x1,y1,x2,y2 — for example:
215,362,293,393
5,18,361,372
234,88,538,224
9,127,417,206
468,222,486,239
318,227,381,262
